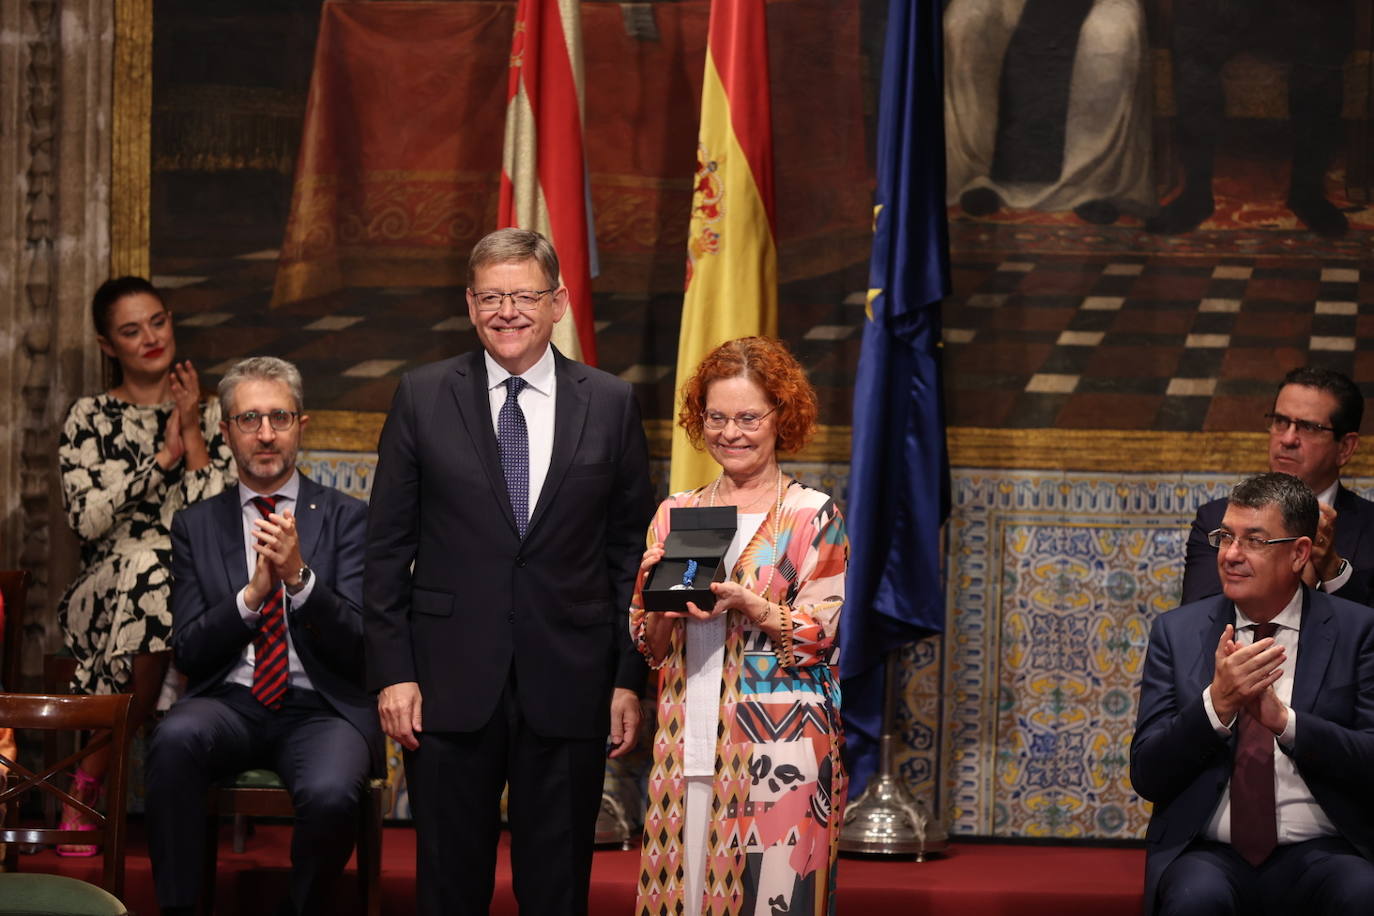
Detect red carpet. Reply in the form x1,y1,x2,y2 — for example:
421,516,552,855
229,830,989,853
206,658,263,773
22,822,1145,915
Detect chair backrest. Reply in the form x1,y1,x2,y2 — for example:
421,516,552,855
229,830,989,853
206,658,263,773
0,693,134,899
0,568,31,693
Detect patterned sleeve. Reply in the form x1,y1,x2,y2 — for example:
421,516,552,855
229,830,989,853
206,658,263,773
178,396,237,504
771,498,848,669
629,496,680,667
58,398,170,544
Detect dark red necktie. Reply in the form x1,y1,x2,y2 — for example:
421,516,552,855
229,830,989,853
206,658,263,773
1231,621,1278,866
250,495,289,710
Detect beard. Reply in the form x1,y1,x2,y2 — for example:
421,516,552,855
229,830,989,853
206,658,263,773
236,447,296,488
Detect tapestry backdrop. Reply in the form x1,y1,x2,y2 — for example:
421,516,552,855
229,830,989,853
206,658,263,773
134,0,1374,838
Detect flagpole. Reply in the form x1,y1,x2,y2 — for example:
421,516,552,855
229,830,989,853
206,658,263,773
839,647,947,859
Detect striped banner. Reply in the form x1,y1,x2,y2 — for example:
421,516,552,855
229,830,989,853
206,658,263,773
499,0,598,364
669,0,778,493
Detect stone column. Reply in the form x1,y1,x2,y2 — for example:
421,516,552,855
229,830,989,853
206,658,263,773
0,0,115,686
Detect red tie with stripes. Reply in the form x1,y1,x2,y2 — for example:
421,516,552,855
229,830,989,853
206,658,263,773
250,495,289,710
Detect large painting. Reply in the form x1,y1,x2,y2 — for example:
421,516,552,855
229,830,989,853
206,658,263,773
941,0,1374,438
142,0,872,455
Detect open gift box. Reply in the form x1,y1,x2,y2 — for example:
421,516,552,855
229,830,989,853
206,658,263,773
642,507,737,612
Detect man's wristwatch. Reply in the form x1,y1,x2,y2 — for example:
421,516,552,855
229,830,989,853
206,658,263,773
285,566,312,596
1327,557,1350,585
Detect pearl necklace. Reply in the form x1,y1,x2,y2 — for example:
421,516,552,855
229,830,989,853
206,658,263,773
708,468,786,602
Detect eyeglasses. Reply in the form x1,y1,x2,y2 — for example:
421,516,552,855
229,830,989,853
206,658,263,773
702,406,777,432
228,409,300,433
1206,529,1300,552
1265,411,1336,438
469,289,554,311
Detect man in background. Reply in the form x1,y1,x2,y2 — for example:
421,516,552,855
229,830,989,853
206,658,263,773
1182,367,1374,604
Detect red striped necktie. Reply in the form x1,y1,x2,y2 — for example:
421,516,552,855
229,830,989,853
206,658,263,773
250,495,289,710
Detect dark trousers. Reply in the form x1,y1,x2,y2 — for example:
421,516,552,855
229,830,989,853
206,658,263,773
406,669,606,916
145,684,371,915
1171,0,1354,197
1157,836,1374,916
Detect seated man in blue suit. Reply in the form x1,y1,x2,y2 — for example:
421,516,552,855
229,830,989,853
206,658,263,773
1182,368,1374,605
1132,472,1374,915
146,357,380,916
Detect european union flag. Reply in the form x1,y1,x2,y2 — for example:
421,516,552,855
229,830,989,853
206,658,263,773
839,0,951,798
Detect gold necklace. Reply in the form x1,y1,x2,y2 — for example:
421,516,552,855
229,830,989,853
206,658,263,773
708,469,786,600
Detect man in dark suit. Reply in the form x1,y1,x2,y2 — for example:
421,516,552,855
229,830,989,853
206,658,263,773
147,357,380,916
1182,368,1374,605
1132,472,1374,915
364,228,653,915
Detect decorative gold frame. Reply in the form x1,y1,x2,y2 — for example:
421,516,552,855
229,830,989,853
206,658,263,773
113,1,1354,477
301,417,1374,480
113,0,152,279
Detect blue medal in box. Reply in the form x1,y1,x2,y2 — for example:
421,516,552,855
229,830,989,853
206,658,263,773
643,507,737,612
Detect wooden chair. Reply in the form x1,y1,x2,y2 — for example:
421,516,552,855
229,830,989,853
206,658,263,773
0,569,30,693
40,651,81,827
200,769,386,916
0,692,134,915
0,571,27,810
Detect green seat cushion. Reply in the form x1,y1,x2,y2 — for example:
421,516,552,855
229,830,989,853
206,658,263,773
231,768,285,789
0,873,128,916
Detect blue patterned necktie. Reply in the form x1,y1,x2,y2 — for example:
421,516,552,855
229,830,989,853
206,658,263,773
498,376,530,538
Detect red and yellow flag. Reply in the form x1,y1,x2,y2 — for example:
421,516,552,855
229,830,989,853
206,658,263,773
499,0,597,364
669,0,778,493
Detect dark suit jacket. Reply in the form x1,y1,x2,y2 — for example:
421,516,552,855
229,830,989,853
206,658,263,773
1181,484,1374,605
1129,587,1374,915
169,473,382,767
362,348,653,739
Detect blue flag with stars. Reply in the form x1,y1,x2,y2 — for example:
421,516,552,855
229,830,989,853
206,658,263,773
839,0,951,799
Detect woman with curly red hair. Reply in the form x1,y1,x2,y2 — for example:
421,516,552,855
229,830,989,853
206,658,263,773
630,336,850,915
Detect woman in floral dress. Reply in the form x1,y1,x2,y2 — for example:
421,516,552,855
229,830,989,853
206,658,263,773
631,337,850,916
55,276,235,853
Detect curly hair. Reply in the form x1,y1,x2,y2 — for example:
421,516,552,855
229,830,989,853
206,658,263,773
677,337,818,453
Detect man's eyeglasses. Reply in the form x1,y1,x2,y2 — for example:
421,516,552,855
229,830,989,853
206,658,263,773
228,409,301,433
469,289,554,311
1265,411,1336,438
1206,529,1300,552
702,406,777,432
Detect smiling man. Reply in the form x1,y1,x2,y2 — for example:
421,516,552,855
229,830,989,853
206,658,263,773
1132,472,1374,916
1182,368,1372,604
363,228,653,915
147,357,380,916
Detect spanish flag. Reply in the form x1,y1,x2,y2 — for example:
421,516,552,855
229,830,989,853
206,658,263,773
669,0,778,493
499,0,598,364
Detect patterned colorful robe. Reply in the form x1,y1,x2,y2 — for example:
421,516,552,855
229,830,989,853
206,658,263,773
631,479,849,916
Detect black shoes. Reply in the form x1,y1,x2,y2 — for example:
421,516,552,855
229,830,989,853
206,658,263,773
1287,191,1349,238
959,187,1003,217
1145,189,1215,235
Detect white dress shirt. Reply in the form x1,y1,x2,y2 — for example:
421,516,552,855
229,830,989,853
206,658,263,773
1201,587,1336,845
227,471,316,692
484,346,556,520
